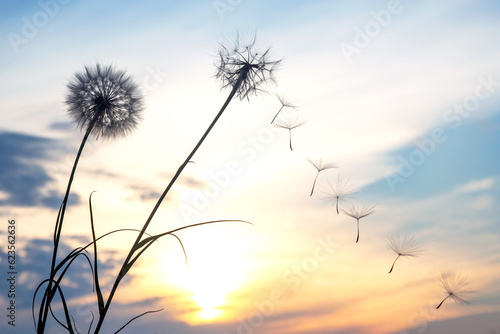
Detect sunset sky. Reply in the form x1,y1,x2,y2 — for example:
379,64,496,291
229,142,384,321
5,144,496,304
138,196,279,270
1,1,500,333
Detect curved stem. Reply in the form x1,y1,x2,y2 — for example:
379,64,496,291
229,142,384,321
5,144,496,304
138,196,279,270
38,116,97,333
436,294,451,309
310,171,320,196
94,66,250,334
288,129,293,151
388,255,400,274
355,219,360,243
271,105,284,124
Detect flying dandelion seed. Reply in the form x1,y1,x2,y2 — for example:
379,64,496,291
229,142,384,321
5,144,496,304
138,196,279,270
341,204,375,243
436,271,476,309
273,115,306,151
271,93,297,124
66,63,144,139
215,33,281,101
323,174,357,214
387,235,423,273
307,158,338,196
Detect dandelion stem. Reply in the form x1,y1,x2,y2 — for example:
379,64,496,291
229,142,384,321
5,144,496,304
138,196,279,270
94,65,251,334
356,219,360,243
271,105,284,124
388,255,400,274
436,294,451,309
310,171,320,196
38,114,98,334
288,129,293,151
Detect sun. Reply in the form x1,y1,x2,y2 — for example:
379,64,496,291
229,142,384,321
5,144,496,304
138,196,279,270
160,227,254,322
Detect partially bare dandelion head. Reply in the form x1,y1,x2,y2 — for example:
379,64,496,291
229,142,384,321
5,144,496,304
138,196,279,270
387,234,423,273
215,33,281,100
65,63,144,139
436,271,476,309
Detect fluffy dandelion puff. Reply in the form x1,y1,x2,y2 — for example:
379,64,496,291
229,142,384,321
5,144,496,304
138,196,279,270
341,204,375,243
215,33,281,101
387,234,423,273
436,271,476,309
65,63,144,139
323,174,357,214
307,158,338,196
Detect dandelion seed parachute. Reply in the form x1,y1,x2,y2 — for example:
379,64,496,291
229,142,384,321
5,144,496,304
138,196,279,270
65,63,144,139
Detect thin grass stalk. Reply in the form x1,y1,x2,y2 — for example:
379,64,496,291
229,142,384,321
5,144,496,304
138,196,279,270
93,65,251,334
38,114,99,334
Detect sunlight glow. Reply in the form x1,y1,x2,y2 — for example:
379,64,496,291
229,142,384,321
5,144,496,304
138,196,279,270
160,227,254,322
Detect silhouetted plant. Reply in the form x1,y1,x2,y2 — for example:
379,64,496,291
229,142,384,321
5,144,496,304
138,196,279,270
307,158,338,196
271,92,297,124
436,271,476,309
91,34,281,333
387,234,423,273
66,63,144,139
341,204,375,243
323,174,357,214
216,33,280,100
34,34,280,334
35,63,144,334
273,115,306,151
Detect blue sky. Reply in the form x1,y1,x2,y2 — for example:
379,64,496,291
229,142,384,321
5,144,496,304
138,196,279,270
1,1,500,333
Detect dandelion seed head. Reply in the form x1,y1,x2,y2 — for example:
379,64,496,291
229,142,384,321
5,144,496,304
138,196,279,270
322,175,357,206
342,204,376,220
275,92,297,110
438,271,476,306
65,63,144,139
387,235,423,257
215,33,281,100
307,158,338,172
273,115,307,130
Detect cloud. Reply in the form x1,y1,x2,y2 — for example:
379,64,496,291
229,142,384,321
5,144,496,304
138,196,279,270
389,310,500,334
0,131,81,208
453,178,496,195
363,111,500,200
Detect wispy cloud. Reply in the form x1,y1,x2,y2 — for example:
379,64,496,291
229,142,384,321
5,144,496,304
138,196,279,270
0,131,81,208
